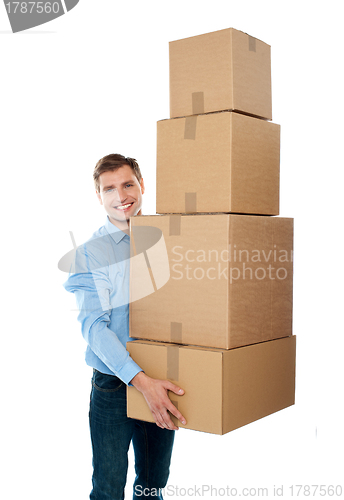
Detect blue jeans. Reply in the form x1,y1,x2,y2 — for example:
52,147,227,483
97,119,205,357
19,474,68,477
89,369,175,500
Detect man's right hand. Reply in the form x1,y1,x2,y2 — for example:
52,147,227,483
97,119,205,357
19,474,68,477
130,371,186,431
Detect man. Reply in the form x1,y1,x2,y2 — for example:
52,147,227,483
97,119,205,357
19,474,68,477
64,154,186,500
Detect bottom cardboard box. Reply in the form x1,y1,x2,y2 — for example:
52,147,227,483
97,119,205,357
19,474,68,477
127,336,296,435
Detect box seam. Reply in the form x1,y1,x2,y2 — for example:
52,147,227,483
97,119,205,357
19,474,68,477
230,28,234,112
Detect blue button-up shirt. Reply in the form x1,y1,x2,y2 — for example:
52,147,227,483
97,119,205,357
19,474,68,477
63,216,142,385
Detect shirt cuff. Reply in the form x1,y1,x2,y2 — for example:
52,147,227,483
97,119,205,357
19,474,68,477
117,357,143,386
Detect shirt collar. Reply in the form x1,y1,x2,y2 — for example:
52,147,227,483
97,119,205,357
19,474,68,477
105,216,129,244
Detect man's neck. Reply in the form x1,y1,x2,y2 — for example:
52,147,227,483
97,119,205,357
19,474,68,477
108,216,130,235
107,209,142,235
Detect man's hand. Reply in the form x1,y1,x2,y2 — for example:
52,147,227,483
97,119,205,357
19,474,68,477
130,371,186,431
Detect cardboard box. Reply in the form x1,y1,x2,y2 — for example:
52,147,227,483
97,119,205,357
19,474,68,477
156,111,280,216
127,336,296,435
129,214,293,349
169,28,272,120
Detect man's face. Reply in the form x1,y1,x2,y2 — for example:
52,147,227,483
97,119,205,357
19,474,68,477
96,165,145,230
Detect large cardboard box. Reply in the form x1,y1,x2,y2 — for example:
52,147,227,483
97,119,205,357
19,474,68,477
129,214,293,349
127,336,296,435
169,28,272,120
156,111,280,215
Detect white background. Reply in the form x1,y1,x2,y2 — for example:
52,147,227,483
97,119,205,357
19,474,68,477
1,0,343,498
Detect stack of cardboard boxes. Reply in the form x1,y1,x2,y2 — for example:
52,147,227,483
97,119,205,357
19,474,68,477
127,28,296,435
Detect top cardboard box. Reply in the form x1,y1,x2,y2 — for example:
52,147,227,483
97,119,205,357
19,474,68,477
169,28,272,120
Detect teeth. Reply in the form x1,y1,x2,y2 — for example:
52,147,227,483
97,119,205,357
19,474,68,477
116,203,132,210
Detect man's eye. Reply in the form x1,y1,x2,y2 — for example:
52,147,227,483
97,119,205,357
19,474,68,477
125,184,133,188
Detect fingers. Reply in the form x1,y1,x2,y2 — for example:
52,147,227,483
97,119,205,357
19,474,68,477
166,400,186,427
149,397,181,431
163,382,187,426
139,376,187,431
150,397,186,431
153,409,179,431
164,380,185,396
155,404,183,431
154,398,186,430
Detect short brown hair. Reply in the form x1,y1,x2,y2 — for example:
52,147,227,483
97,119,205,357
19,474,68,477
93,153,142,192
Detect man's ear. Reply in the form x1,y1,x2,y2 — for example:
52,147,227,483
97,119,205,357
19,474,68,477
140,178,145,195
96,191,103,205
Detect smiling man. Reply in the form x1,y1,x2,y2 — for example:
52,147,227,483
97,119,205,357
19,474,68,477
64,154,186,500
96,162,144,232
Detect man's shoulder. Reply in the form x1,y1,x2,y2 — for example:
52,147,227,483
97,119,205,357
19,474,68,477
80,224,114,256
78,221,130,271
83,224,107,245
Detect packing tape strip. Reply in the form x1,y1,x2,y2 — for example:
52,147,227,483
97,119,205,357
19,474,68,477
170,400,179,410
185,192,197,213
167,344,180,381
248,36,256,52
130,226,157,290
130,226,138,257
184,91,204,140
184,116,197,140
192,91,204,114
170,322,182,343
169,215,181,236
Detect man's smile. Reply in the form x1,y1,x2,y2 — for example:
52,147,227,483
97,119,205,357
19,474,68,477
114,202,134,211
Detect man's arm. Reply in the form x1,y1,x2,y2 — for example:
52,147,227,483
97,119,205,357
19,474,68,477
131,371,187,431
64,244,142,384
64,243,186,429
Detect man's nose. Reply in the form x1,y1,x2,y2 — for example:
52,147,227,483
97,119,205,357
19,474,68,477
115,187,127,203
